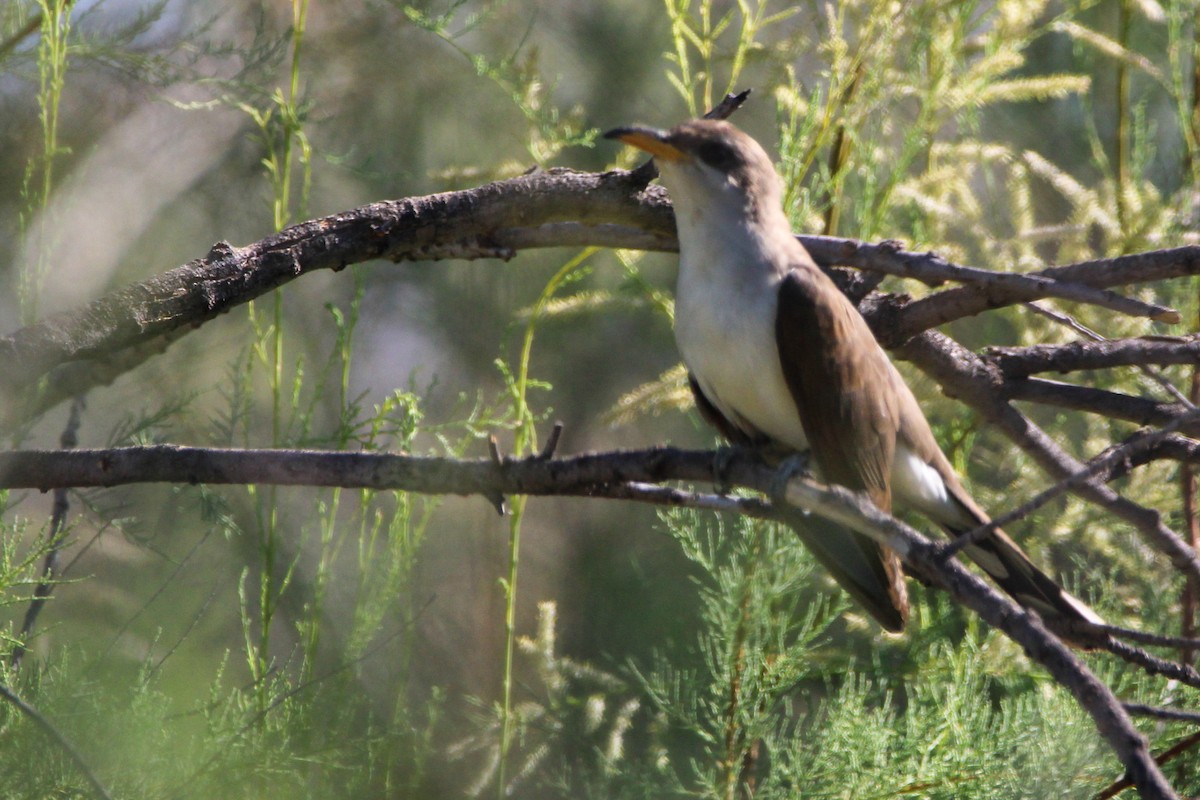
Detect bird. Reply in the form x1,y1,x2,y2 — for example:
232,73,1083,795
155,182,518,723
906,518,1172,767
605,118,1102,633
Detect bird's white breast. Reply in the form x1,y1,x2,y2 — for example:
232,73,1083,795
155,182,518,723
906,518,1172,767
672,211,810,451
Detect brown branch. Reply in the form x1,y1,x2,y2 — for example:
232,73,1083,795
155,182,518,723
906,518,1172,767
800,235,1179,324
0,682,113,800
771,470,1172,798
0,168,679,433
1124,703,1200,724
941,405,1200,559
894,329,1200,587
3,165,1196,436
1097,623,1200,651
1102,434,1200,479
1183,318,1200,665
0,12,42,61
1103,638,1200,690
1007,378,1193,430
1097,730,1200,800
892,246,1200,337
11,396,85,669
1041,246,1200,289
985,334,1200,378
0,443,717,494
0,442,1176,797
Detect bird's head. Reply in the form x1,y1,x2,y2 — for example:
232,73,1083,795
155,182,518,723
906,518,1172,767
604,119,784,228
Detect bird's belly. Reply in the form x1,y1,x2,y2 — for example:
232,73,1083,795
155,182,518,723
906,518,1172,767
675,280,809,451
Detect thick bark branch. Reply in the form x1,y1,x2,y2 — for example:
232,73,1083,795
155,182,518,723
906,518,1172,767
1,168,1195,434
0,167,677,431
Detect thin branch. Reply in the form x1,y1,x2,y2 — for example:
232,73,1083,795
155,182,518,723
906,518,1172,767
1102,434,1200,478
1096,730,1200,800
800,235,1179,323
985,334,1200,378
1024,300,1195,408
0,441,1176,796
0,10,43,62
1041,245,1200,289
889,246,1200,338
1101,638,1200,690
895,329,1200,587
0,682,114,800
941,405,1200,559
12,395,85,669
1097,622,1200,651
1007,378,1192,430
1124,703,1200,724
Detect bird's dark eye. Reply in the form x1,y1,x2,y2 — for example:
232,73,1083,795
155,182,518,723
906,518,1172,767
696,140,738,170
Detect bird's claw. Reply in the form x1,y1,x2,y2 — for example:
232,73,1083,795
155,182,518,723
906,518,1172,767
769,452,812,508
711,446,737,495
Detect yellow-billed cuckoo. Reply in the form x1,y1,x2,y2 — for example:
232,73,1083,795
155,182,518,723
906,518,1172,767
606,118,1101,632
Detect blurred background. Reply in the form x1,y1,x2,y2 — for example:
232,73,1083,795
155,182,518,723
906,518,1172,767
1,0,1198,797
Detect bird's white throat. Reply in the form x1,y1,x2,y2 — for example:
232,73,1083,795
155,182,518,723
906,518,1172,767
663,165,812,451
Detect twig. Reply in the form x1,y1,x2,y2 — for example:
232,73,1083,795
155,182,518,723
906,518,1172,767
0,682,114,800
985,332,1200,380
1103,638,1200,690
537,421,564,460
1008,379,1192,431
0,442,1180,795
1096,623,1200,651
887,247,1200,338
1183,301,1200,664
1096,730,1200,800
704,89,752,121
1123,703,1200,724
896,329,1200,587
800,235,1179,324
11,395,85,669
0,10,42,61
1040,246,1200,289
1016,301,1194,408
486,434,508,515
940,405,1200,559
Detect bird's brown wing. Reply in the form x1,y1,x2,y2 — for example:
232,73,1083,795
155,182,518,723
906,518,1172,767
688,366,907,631
775,269,898,507
774,268,909,630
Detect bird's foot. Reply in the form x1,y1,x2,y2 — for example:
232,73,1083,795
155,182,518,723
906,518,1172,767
769,452,812,509
711,446,738,495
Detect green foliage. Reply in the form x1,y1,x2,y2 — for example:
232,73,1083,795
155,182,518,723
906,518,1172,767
1,0,1199,798
401,1,597,166
17,0,71,324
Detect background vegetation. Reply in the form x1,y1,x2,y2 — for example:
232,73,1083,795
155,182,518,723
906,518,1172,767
0,0,1198,797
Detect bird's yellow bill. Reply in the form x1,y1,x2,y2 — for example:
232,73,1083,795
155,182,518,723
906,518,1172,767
605,126,687,163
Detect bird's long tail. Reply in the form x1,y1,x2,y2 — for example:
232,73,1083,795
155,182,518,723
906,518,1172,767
779,507,910,632
948,519,1104,628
